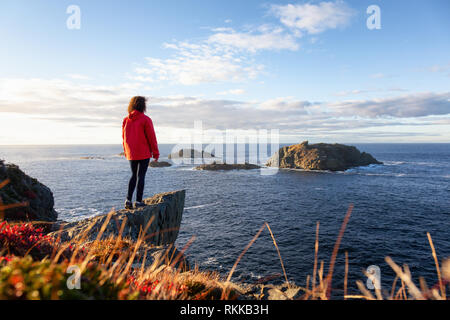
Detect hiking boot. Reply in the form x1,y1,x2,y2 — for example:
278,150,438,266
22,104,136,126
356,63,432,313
134,201,146,208
125,200,133,210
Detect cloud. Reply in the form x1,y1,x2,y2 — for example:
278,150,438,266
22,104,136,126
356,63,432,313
130,2,360,87
133,41,264,85
66,74,90,80
217,89,246,96
271,1,356,36
1,78,449,143
259,97,313,112
334,87,409,96
208,25,299,52
0,78,134,122
132,23,301,86
425,63,450,73
329,92,450,118
416,63,450,77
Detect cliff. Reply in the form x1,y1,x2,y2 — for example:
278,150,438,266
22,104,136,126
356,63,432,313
0,160,58,221
49,190,186,246
266,141,382,171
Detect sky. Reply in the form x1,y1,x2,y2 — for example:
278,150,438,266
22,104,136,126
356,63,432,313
0,0,449,144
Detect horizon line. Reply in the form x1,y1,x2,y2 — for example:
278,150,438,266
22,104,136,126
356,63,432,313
1,142,450,147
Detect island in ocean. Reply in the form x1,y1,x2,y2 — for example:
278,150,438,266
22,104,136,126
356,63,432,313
266,141,382,171
195,162,260,171
168,149,215,160
149,161,172,168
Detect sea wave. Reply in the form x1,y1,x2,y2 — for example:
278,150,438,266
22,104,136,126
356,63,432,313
56,206,104,221
383,161,406,166
185,202,221,210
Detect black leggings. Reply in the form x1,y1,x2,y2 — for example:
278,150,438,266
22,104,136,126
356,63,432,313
127,158,150,202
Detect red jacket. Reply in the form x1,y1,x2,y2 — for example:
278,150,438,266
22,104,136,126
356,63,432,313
122,111,160,161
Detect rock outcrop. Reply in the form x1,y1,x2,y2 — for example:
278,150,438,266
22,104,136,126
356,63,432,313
0,160,58,221
49,190,185,246
149,161,172,168
80,156,105,160
195,162,260,171
168,149,215,159
266,141,382,171
240,282,302,300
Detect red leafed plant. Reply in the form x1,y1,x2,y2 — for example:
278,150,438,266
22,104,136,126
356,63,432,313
127,275,188,298
0,255,12,263
0,221,73,261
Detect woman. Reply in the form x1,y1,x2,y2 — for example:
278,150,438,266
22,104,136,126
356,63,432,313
122,96,159,209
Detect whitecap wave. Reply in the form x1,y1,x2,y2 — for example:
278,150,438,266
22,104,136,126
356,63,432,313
384,161,406,166
202,257,218,266
56,206,104,221
185,201,221,210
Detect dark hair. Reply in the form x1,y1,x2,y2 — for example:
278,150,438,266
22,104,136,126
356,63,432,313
128,96,147,113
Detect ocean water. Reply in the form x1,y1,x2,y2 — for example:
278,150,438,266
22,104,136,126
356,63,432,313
1,143,449,296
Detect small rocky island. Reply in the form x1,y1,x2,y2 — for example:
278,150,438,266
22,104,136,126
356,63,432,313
118,153,172,167
195,162,260,171
149,161,172,168
168,149,215,159
266,141,382,171
80,156,105,160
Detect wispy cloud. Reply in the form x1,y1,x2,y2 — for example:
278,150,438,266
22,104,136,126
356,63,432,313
328,92,450,118
417,63,450,77
271,1,356,37
130,2,359,87
217,89,246,96
66,74,90,80
334,87,409,96
132,41,264,85
208,25,299,52
131,22,301,86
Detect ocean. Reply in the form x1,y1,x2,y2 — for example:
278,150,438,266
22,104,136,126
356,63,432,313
1,143,449,296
